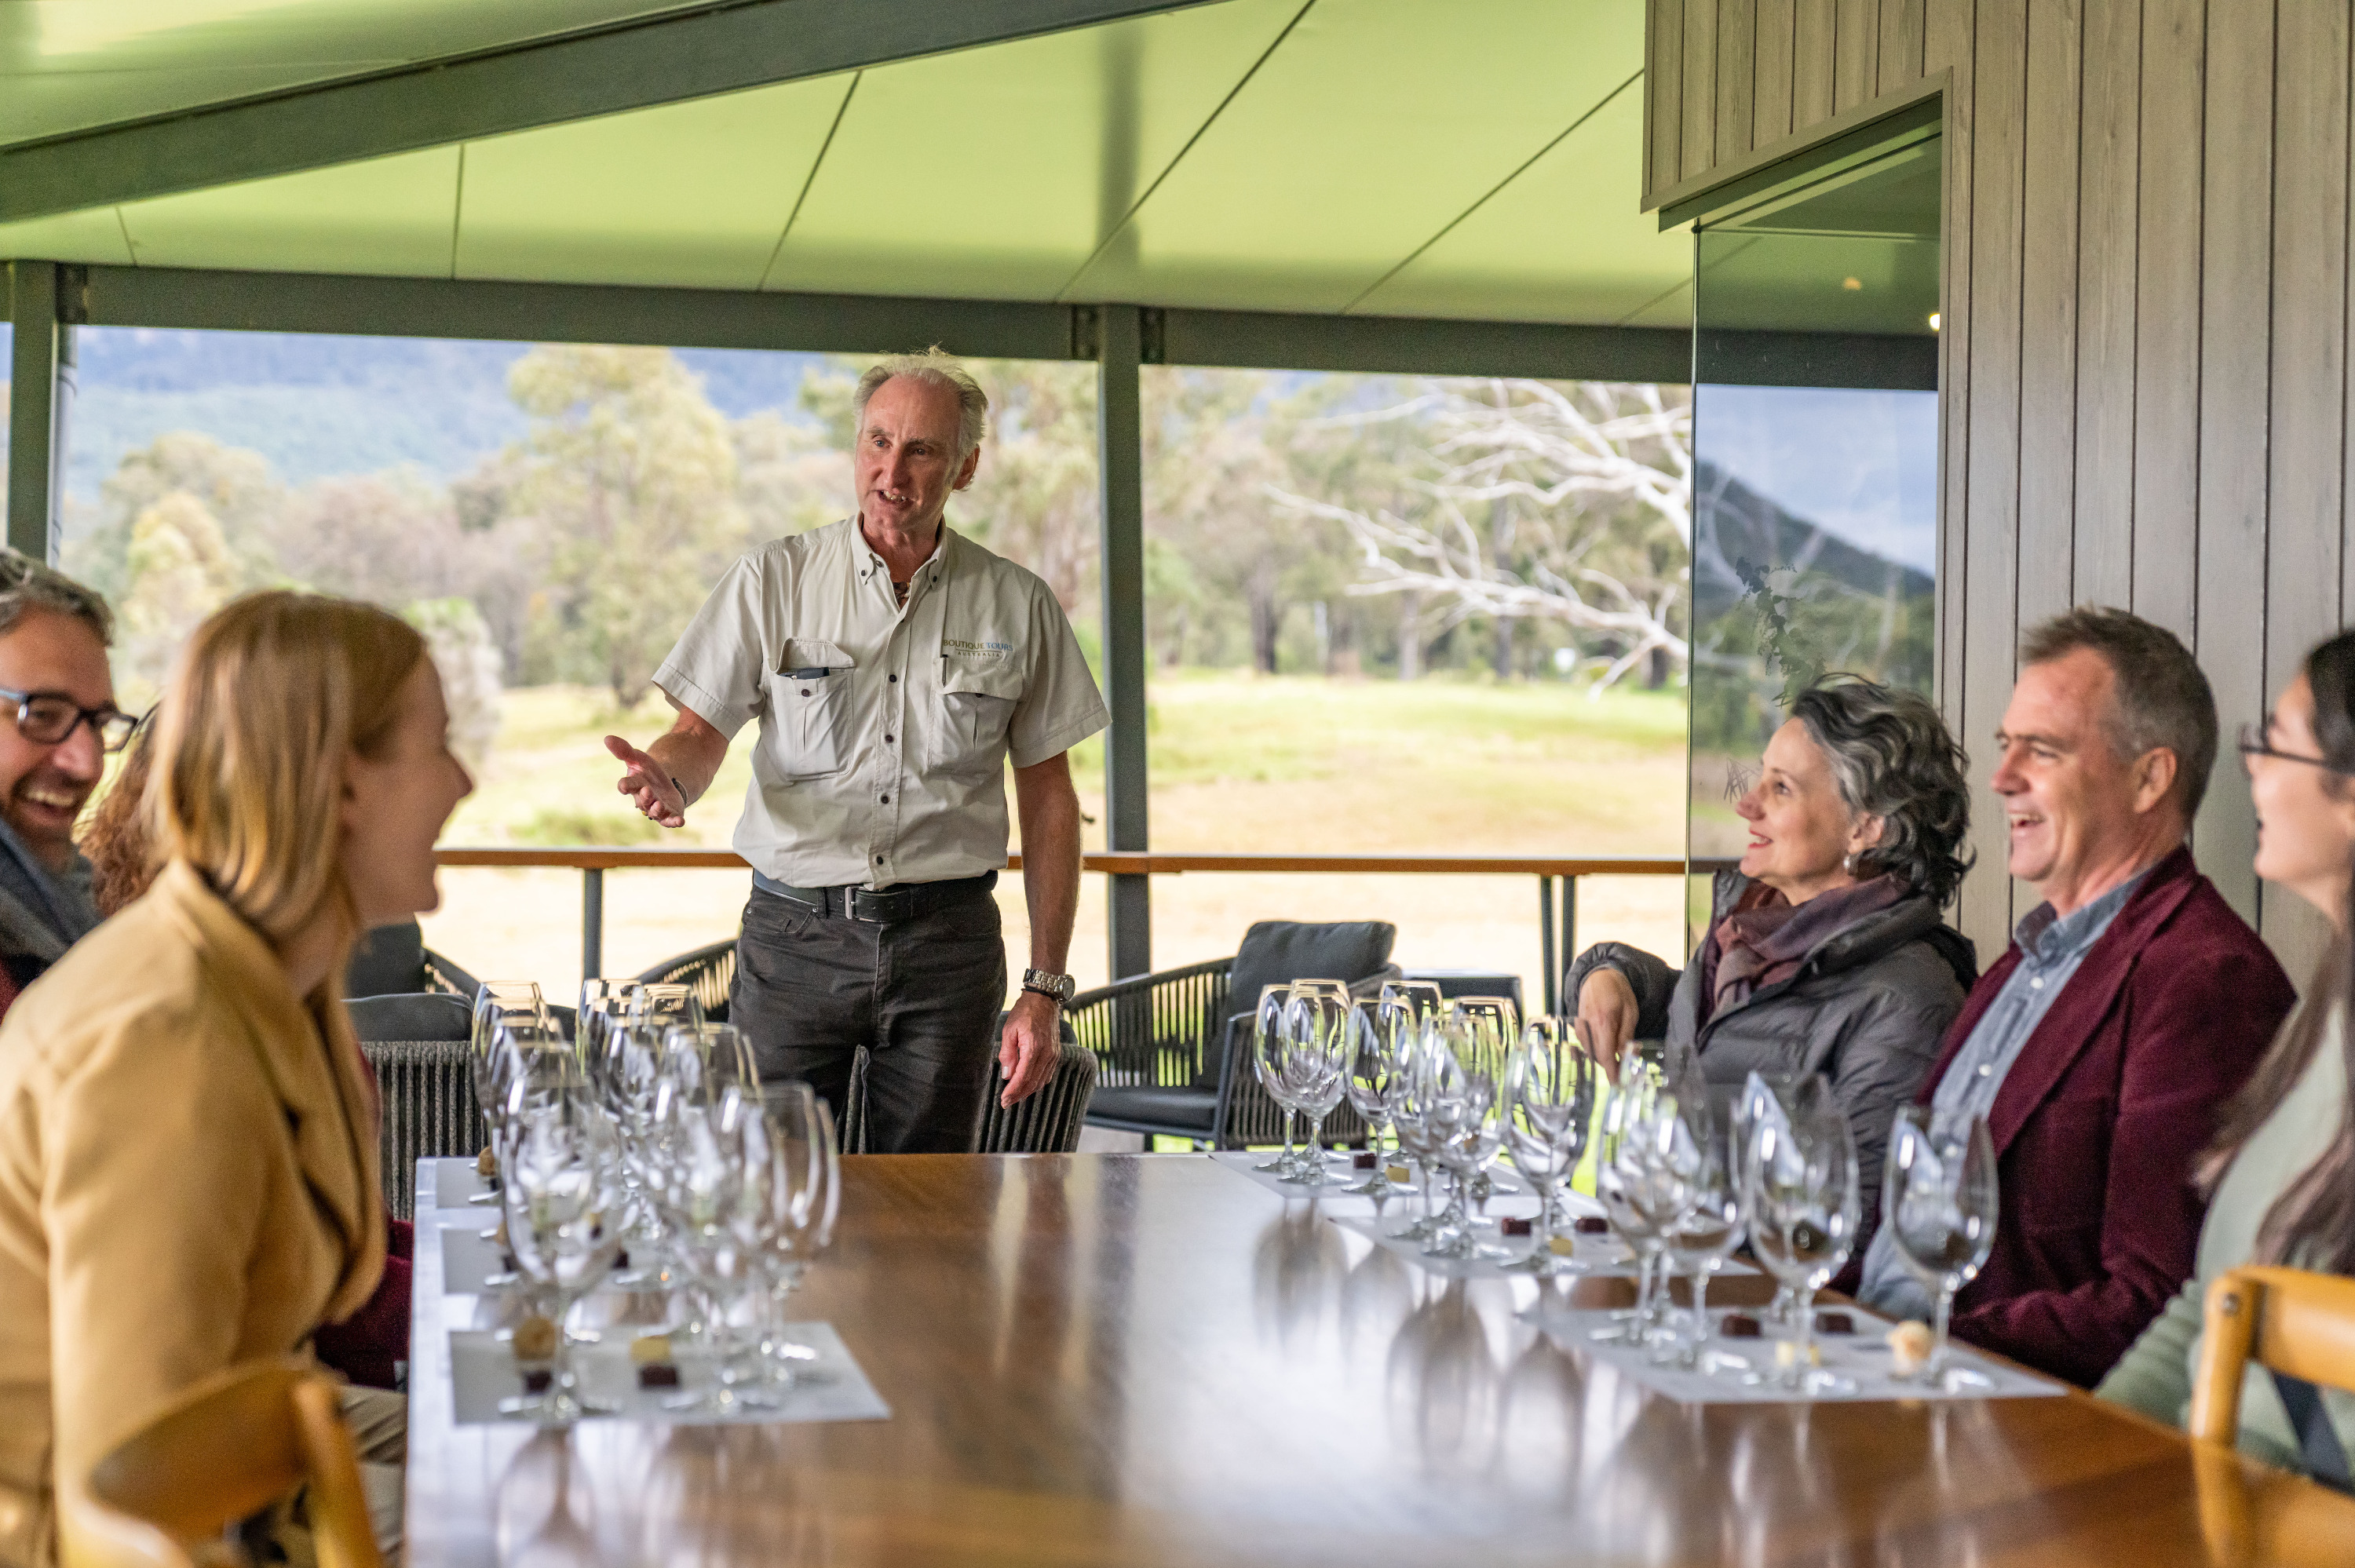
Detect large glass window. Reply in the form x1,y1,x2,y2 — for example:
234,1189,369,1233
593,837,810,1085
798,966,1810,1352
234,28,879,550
1688,135,1942,934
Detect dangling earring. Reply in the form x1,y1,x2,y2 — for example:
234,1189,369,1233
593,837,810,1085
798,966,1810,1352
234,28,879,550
1842,851,1857,875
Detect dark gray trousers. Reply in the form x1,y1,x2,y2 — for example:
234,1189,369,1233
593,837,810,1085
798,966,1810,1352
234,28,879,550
730,884,1006,1153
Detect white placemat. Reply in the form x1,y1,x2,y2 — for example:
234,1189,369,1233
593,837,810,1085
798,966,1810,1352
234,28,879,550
1543,1305,2065,1405
440,1222,509,1296
1328,1202,1715,1282
422,1156,498,1212
449,1321,889,1427
1205,1150,1530,1202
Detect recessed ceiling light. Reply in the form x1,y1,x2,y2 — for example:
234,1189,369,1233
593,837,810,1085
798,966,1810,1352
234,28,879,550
1842,276,1864,290
1929,312,1942,331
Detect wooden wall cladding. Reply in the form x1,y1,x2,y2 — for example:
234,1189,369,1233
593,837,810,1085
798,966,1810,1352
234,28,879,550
1647,0,2353,977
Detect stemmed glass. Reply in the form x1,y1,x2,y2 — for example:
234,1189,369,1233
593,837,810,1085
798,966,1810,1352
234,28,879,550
753,1082,842,1385
1421,1017,1505,1260
495,1088,627,1422
1342,1000,1406,1196
1251,984,1307,1176
1658,1118,1746,1371
1590,1056,1672,1343
648,1083,781,1413
1498,1017,1597,1275
1734,1070,1812,1326
1385,1020,1449,1241
1448,997,1520,1216
1884,1105,1999,1391
1281,989,1351,1186
470,982,547,1200
578,979,643,1085
1744,1075,1862,1395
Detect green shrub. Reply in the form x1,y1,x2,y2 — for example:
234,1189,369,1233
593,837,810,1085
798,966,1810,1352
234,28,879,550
511,806,662,847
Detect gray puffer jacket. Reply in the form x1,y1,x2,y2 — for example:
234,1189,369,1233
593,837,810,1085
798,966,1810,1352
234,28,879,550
1565,870,1978,1245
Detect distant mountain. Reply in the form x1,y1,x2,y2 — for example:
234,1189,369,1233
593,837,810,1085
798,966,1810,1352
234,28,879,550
15,326,830,502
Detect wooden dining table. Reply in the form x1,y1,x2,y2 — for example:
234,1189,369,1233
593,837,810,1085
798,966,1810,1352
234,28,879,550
406,1153,2355,1566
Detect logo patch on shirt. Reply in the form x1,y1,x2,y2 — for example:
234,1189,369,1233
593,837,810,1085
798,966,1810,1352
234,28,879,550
944,638,1014,659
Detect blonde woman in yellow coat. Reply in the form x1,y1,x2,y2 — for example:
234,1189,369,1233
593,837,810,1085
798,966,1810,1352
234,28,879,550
0,592,473,1567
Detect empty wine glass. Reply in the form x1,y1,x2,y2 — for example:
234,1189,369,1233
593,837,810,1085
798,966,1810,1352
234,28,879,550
1386,1020,1449,1240
1744,1077,1861,1395
1591,1056,1671,1343
1282,990,1350,1186
1498,1017,1597,1275
1251,984,1306,1175
1659,1118,1746,1371
496,1090,627,1421
648,1083,780,1413
1342,1001,1405,1196
1735,1069,1813,1326
470,982,546,1198
1422,1018,1506,1260
754,1083,842,1384
1885,1105,1999,1392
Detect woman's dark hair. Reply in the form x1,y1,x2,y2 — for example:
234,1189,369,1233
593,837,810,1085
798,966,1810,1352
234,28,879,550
1789,675,1974,906
2202,628,2355,1273
82,707,157,918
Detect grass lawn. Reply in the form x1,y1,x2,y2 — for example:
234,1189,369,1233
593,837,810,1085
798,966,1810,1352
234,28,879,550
422,673,1692,1002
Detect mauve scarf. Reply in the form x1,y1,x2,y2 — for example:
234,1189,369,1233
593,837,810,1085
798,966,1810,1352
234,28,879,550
1700,873,1908,1024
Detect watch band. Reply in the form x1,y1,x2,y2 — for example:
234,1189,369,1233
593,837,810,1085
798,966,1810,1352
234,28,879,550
1021,968,1076,1004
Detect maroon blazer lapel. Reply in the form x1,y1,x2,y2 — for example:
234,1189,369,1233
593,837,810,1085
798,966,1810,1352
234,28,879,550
1980,847,2203,1157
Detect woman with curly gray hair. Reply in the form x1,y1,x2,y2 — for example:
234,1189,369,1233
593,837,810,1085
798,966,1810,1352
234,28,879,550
1568,675,1979,1244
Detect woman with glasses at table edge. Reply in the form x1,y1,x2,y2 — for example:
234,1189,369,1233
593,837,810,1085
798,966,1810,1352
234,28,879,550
1567,675,1979,1249
0,591,474,1567
2099,629,2355,1480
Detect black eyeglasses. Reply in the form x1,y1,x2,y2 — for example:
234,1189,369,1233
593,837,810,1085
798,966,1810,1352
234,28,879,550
2236,721,2349,774
0,686,137,753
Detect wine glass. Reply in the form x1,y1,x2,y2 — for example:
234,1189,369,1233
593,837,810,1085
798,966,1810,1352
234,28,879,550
1659,1118,1746,1371
1342,1001,1405,1196
1282,989,1350,1186
1744,1078,1862,1395
1386,1019,1449,1240
1884,1105,1999,1391
1498,1017,1597,1275
1590,1056,1670,1343
495,1090,627,1421
470,983,546,1198
648,1084,781,1413
754,1082,842,1384
578,979,643,1084
1250,984,1305,1175
1734,1070,1813,1326
1422,1017,1505,1260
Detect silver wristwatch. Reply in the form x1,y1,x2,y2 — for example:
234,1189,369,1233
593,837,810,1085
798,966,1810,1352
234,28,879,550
1021,968,1076,1005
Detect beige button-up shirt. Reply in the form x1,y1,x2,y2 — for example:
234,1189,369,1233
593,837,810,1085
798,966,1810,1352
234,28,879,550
653,518,1108,889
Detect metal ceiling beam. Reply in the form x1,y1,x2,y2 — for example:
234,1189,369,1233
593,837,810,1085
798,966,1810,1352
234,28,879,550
68,265,1696,383
0,0,1225,224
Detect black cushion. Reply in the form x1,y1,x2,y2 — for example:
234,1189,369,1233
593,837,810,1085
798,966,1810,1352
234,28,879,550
345,921,426,999
1085,1084,1218,1136
1225,920,1397,1018
348,991,471,1043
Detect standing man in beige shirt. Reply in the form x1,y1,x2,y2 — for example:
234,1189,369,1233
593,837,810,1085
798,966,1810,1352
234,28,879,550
607,350,1106,1150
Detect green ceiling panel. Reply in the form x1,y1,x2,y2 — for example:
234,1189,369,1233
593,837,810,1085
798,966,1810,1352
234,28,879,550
763,0,1302,301
115,148,458,275
456,78,853,290
1063,0,1646,313
1620,277,1693,330
0,0,699,144
0,208,133,267
1352,84,1687,326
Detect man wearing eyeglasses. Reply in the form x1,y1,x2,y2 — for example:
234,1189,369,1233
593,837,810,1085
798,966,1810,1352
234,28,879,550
0,553,123,1006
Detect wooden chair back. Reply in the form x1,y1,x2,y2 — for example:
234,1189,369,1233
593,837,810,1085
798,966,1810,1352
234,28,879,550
2192,1265,2355,1446
59,1358,382,1568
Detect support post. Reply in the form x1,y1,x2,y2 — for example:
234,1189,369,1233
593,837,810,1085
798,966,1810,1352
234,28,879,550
582,867,604,982
1539,875,1557,1015
1561,877,1579,990
1096,304,1151,979
6,261,69,563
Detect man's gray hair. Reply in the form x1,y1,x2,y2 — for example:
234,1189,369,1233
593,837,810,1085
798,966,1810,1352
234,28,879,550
0,550,111,645
1790,676,1974,905
852,348,989,464
2021,604,2217,819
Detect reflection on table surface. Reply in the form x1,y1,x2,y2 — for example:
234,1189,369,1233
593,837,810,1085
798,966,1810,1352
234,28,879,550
408,1154,2355,1566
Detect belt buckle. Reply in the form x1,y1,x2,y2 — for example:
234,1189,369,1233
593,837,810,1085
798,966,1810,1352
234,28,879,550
849,886,915,924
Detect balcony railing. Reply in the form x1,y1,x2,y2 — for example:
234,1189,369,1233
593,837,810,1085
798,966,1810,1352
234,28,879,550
432,847,1707,1013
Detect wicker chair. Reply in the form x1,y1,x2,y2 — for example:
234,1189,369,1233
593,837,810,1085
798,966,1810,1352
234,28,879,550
345,919,478,1002
840,1019,1097,1154
634,938,737,1023
1070,921,1398,1149
350,994,480,1221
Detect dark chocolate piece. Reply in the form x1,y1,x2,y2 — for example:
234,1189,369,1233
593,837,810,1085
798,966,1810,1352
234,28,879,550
1720,1314,1763,1339
636,1363,681,1389
521,1369,553,1394
1573,1216,1610,1234
1500,1216,1533,1237
1353,1151,1378,1169
502,1252,519,1273
614,1249,630,1270
1813,1311,1855,1335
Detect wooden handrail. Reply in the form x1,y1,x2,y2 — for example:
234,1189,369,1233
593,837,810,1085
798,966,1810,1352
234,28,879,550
432,847,1692,877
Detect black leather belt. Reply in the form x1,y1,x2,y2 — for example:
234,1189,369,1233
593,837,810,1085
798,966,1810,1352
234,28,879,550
753,870,996,924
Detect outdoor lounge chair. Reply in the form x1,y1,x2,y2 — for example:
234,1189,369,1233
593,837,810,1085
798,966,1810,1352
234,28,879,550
634,937,736,1023
350,993,479,1221
1070,920,1398,1149
345,920,480,1004
838,1014,1097,1154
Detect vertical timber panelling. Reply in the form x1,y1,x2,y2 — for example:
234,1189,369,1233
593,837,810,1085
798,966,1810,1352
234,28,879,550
2015,0,2083,636
2260,0,2348,979
1960,0,2028,953
1881,0,1926,88
1756,0,1798,145
1718,0,1760,166
2072,0,2139,607
1795,0,1839,130
1835,0,1883,111
1927,0,1976,787
2132,0,2203,646
2192,0,2274,928
1649,0,1685,202
1683,0,1722,181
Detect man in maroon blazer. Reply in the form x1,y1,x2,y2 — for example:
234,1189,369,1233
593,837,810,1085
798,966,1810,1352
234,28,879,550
1854,607,2295,1388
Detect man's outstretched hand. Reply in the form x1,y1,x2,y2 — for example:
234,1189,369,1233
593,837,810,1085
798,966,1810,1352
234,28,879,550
605,735,688,829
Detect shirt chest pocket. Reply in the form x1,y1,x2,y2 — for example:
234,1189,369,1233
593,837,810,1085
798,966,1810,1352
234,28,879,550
767,640,856,781
933,656,1024,778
